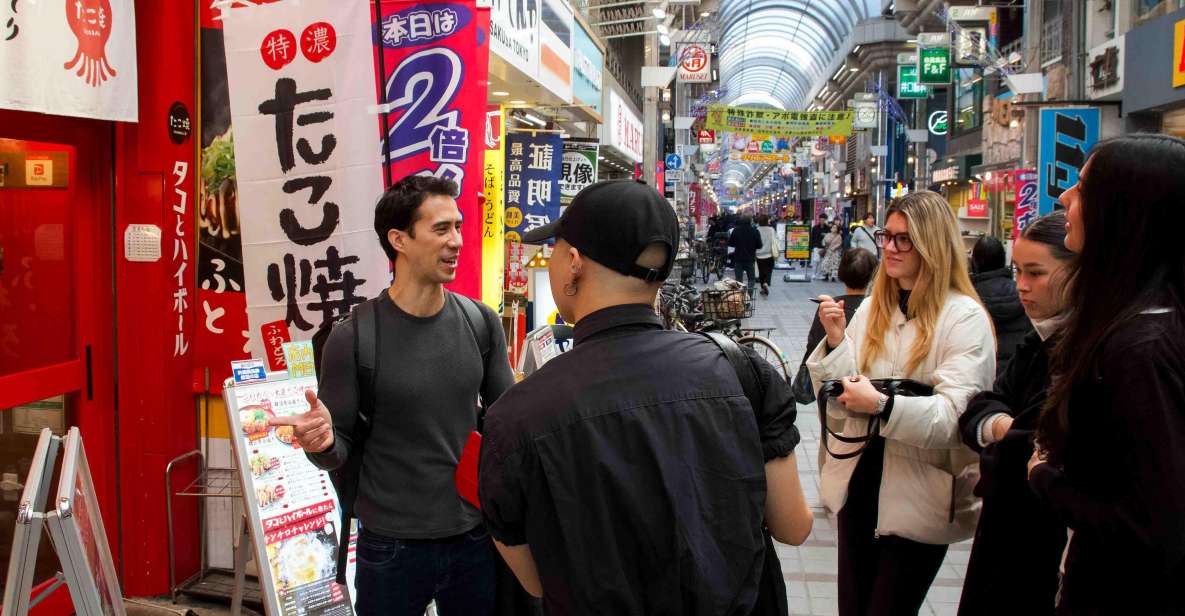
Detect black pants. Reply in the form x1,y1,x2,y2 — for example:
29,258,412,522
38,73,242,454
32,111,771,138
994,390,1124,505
757,257,775,286
837,437,948,616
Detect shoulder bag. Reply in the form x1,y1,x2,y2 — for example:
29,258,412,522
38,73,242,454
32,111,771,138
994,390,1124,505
816,378,934,459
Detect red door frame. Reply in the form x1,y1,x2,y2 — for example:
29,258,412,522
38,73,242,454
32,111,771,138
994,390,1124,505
0,112,118,614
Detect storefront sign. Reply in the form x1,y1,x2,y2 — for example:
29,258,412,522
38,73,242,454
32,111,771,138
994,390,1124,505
918,37,952,85
932,165,959,183
1038,107,1099,216
377,0,491,300
785,224,811,261
928,110,949,135
560,139,598,202
571,22,602,114
1089,37,1123,97
225,375,353,616
966,183,988,218
0,0,139,121
504,132,562,243
537,0,573,102
606,89,643,162
223,0,391,357
171,160,192,356
897,65,929,99
853,100,877,129
482,106,506,310
705,105,853,137
697,129,716,144
490,0,539,80
169,102,193,144
676,44,711,83
955,26,987,66
1174,19,1185,88
1013,168,1038,239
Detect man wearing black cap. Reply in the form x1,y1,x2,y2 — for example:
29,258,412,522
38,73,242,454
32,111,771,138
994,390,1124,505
478,180,813,615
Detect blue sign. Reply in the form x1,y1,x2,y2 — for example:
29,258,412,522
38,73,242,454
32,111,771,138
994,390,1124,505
572,22,604,115
1038,108,1099,216
231,359,267,384
504,132,563,244
665,153,683,170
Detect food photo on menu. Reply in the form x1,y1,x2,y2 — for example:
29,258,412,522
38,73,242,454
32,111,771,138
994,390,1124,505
266,521,340,593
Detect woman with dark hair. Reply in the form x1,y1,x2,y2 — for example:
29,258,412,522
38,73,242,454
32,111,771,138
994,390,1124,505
956,212,1074,615
755,214,780,296
819,222,844,282
1028,134,1185,615
970,235,1033,372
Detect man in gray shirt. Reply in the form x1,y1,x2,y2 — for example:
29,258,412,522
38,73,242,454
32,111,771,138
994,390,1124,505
274,175,513,616
851,211,881,259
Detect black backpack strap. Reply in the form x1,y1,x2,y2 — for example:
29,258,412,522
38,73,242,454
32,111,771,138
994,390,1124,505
453,292,491,361
701,332,764,411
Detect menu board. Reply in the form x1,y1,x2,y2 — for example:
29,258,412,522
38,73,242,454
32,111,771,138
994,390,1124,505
785,224,812,261
224,375,354,616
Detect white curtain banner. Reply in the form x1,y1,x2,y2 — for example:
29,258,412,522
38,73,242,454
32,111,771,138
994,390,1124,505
223,0,389,358
0,0,139,121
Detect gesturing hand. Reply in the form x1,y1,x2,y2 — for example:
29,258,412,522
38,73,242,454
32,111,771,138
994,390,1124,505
267,389,335,453
1027,447,1049,480
817,295,847,349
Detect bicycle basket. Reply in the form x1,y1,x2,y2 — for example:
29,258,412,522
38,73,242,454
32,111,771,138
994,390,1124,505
702,288,753,320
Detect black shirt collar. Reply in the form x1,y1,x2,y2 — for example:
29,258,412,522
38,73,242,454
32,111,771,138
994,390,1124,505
573,304,663,345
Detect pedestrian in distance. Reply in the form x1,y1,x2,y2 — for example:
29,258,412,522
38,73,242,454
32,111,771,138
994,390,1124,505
956,212,1074,616
819,222,844,282
807,190,996,616
729,210,764,296
755,213,780,296
811,217,829,277
850,212,880,259
479,180,813,616
270,175,514,616
970,235,1033,374
1028,134,1185,615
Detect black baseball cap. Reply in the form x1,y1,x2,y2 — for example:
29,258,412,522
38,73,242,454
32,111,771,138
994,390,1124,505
524,180,679,282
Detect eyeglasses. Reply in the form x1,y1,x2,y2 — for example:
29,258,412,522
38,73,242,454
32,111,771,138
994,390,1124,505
874,230,914,253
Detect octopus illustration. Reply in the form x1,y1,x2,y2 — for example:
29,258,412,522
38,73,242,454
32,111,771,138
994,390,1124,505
63,0,116,87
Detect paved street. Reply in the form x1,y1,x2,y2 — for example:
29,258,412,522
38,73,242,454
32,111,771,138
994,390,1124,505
740,264,971,616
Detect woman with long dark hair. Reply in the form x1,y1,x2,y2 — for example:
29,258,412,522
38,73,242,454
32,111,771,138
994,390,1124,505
1028,134,1185,615
956,212,1074,615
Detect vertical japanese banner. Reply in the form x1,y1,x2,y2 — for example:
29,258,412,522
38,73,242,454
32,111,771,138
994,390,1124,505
374,0,491,300
223,0,390,357
504,132,563,243
1037,108,1099,216
559,139,599,204
482,105,506,311
1013,168,1038,239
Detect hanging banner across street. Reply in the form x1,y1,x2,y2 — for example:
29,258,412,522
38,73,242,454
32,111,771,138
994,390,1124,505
0,0,139,121
676,44,711,83
375,0,492,299
504,132,563,243
1038,108,1099,215
704,105,854,137
560,139,599,203
223,0,390,358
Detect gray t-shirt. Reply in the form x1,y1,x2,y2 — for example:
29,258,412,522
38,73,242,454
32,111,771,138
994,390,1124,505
307,291,513,539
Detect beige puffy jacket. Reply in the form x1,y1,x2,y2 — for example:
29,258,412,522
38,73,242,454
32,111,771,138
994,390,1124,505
806,292,996,545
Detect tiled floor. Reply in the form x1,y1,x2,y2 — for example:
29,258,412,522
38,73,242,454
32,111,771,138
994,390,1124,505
739,264,971,616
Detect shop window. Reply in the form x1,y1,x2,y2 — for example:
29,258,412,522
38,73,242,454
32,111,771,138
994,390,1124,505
953,68,984,135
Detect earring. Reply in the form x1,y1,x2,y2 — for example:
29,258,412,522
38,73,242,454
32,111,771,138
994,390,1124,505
563,282,578,296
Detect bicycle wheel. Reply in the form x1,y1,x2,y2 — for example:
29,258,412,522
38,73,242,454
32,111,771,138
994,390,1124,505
737,335,792,384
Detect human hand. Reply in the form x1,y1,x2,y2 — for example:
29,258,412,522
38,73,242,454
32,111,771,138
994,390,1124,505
267,389,335,453
991,415,1014,442
1027,447,1048,479
817,295,847,349
836,375,881,414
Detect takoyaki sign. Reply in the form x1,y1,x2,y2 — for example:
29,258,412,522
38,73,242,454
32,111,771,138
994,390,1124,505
0,0,139,121
225,374,355,616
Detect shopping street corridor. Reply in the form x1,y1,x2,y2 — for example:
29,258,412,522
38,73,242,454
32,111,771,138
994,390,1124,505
741,268,971,616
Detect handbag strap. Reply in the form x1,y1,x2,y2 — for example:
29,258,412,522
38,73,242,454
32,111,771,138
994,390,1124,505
817,380,879,460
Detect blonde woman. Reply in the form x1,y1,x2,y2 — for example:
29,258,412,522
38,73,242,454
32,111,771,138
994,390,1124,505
806,191,996,616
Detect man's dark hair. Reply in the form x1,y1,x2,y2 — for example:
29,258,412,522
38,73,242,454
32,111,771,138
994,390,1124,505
756,214,770,226
971,235,1006,274
838,247,878,290
374,175,459,261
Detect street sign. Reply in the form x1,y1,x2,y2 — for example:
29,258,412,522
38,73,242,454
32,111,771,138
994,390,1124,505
928,110,949,135
664,153,683,170
897,64,929,99
919,45,952,85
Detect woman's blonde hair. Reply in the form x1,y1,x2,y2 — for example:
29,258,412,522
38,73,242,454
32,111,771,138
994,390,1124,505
860,191,981,375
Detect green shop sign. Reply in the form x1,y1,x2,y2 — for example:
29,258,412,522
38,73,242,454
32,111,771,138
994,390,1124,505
897,65,929,99
918,46,952,85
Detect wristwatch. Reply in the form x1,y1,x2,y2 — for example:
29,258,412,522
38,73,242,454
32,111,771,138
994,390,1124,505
874,393,889,415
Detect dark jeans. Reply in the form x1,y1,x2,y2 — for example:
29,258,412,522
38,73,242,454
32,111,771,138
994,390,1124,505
356,525,497,616
735,260,757,293
837,437,948,616
757,257,775,286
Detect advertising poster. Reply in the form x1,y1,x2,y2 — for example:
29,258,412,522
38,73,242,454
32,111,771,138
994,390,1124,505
1013,168,1038,239
222,0,390,357
483,105,506,310
489,0,539,80
1037,108,1099,216
785,224,811,261
705,106,853,138
226,375,353,616
504,132,563,243
0,0,138,121
375,0,492,300
560,139,599,203
676,43,711,83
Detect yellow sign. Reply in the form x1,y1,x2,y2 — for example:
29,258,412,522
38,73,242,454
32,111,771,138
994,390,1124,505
730,152,792,163
281,341,316,379
482,106,507,311
1174,19,1185,88
705,105,854,137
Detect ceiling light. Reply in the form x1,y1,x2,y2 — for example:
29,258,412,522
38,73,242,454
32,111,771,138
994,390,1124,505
659,33,671,46
849,67,859,73
523,112,546,126
510,99,526,105
656,23,669,35
492,91,510,97
652,7,666,18
700,11,711,17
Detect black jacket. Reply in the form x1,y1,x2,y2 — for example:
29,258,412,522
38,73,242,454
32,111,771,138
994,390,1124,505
972,269,1033,373
810,223,826,249
957,331,1065,616
728,221,763,264
1029,311,1185,615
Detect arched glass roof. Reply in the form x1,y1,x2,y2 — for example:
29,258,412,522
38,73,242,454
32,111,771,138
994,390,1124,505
717,0,879,111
